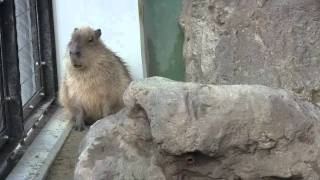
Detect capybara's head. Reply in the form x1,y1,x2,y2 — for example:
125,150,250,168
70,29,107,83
68,27,102,69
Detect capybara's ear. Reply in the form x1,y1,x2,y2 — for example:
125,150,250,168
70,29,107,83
95,29,101,38
74,28,79,32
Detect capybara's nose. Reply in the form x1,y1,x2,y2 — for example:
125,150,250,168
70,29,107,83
70,50,81,57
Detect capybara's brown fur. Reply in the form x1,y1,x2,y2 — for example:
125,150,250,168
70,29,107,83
59,27,131,131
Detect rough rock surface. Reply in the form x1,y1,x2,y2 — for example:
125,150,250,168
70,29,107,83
75,77,320,180
179,0,320,104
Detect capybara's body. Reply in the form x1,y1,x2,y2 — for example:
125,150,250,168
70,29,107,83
59,27,131,130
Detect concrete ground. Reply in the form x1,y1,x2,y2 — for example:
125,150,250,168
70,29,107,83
45,130,86,180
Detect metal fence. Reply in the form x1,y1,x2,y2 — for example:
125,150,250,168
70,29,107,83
0,0,57,178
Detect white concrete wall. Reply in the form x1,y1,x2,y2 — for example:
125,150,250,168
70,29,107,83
52,0,144,83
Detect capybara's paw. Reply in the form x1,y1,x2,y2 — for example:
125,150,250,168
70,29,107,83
73,121,87,131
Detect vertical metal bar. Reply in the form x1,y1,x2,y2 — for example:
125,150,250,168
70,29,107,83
36,0,58,98
0,4,6,140
0,0,24,139
0,0,24,178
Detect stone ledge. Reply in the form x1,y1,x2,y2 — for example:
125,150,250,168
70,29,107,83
7,109,72,180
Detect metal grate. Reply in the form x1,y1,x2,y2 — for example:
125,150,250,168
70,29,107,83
15,0,41,106
0,0,57,178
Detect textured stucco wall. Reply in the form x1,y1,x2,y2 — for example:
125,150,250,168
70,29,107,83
180,0,320,104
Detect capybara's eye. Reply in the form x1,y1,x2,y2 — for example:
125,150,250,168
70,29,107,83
88,37,94,43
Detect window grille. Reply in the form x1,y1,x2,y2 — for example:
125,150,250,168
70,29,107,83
0,0,57,178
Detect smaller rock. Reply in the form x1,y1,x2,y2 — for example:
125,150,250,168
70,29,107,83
74,108,166,180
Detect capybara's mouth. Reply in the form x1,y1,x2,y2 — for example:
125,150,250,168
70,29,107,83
73,64,83,69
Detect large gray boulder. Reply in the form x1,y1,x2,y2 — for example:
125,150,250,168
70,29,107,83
180,0,320,104
75,77,320,180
